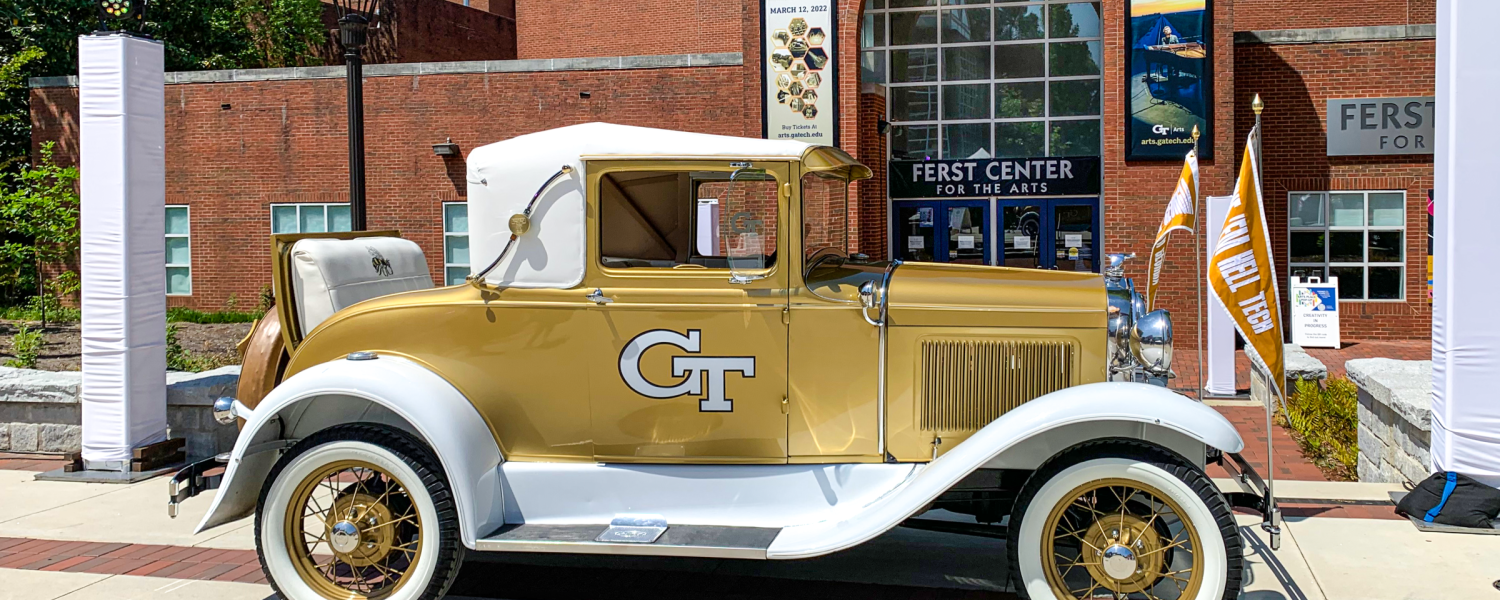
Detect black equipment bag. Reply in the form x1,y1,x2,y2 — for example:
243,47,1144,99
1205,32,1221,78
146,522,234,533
1395,471,1500,529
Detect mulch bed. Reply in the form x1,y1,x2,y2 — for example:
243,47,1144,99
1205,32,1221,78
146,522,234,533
0,320,250,371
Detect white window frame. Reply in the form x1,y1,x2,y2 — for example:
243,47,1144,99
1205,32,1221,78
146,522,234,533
166,205,191,296
443,202,470,285
270,203,353,234
1287,190,1407,301
863,0,1105,160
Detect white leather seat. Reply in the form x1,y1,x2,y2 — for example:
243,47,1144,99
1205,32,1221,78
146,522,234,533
289,237,434,336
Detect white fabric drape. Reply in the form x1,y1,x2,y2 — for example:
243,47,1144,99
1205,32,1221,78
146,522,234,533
1204,195,1236,397
79,35,168,466
1432,0,1500,488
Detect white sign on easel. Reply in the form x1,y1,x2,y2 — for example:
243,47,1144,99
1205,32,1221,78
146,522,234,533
1290,277,1340,348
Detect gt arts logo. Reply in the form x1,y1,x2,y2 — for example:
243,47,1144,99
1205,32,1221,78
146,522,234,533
619,330,754,413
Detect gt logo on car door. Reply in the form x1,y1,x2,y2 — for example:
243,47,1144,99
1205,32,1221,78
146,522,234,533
618,329,755,412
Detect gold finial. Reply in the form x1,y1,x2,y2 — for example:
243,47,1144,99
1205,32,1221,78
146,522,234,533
1191,124,1200,141
1252,94,1264,115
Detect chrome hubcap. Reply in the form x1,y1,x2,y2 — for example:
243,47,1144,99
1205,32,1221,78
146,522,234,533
329,520,361,554
1101,543,1138,581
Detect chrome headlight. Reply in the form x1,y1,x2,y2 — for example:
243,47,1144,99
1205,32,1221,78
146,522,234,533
1130,309,1173,376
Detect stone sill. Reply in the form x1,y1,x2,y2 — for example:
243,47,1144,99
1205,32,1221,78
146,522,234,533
1347,358,1431,432
0,365,240,407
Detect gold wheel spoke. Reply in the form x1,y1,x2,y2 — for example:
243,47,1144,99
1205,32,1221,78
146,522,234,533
369,513,418,531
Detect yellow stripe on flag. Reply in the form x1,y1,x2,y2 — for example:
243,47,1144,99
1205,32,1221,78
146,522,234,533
1146,150,1198,311
1208,125,1285,392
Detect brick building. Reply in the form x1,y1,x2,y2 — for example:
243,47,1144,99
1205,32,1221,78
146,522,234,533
28,0,1435,343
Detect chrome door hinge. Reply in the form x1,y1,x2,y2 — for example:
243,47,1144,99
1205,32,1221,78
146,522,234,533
781,395,789,415
781,307,790,325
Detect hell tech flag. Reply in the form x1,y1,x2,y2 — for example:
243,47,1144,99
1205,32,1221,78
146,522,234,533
1209,125,1285,391
1146,149,1199,311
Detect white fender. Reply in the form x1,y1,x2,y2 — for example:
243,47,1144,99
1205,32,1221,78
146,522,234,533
194,355,504,549
766,382,1241,559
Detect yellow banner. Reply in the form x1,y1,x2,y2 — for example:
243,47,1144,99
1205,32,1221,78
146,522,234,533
1146,150,1198,311
1209,125,1284,391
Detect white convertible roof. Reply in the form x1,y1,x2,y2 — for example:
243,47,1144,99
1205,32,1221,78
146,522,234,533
464,123,828,289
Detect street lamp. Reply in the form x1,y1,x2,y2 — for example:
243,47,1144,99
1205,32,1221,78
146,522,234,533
334,0,380,231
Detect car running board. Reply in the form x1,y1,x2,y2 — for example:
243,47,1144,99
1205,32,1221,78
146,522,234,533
475,523,781,559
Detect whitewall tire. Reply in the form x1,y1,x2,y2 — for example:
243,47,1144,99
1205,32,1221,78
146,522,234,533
256,425,463,600
1007,440,1242,600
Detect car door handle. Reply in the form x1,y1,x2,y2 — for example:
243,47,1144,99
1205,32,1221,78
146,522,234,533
586,288,614,305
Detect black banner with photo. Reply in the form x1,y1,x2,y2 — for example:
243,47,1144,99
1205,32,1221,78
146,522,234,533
888,157,1102,199
1125,0,1212,160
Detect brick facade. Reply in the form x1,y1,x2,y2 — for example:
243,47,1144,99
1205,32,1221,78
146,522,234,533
318,0,517,65
27,0,1434,342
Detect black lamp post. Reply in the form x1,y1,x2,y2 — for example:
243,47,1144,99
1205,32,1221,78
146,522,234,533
335,0,379,231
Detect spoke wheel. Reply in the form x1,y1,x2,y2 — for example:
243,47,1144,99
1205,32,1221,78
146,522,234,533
285,460,423,599
1041,479,1202,600
257,424,463,600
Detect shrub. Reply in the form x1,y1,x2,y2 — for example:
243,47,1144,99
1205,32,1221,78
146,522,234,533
166,307,261,324
1279,377,1359,480
5,324,42,368
165,322,233,372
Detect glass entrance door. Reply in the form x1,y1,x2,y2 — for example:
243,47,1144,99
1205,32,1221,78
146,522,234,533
997,198,1101,272
894,201,990,265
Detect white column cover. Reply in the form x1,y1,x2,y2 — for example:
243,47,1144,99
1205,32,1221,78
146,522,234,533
1432,0,1500,488
1204,195,1236,397
79,35,168,466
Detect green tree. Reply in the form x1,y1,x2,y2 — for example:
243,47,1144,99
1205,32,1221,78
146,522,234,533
0,0,327,163
0,141,79,307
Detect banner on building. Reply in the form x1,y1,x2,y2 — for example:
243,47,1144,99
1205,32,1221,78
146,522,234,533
762,0,836,144
1208,124,1283,392
1146,150,1198,311
1126,0,1213,160
888,157,1101,199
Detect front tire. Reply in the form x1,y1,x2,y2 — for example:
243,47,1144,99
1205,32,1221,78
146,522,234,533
256,425,463,600
1006,440,1242,600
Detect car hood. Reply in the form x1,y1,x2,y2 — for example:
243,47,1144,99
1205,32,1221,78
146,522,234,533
886,262,1106,328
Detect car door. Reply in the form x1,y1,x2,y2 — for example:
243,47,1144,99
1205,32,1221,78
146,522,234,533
584,160,790,464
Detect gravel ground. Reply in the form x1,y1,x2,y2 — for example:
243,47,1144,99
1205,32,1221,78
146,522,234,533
0,320,250,371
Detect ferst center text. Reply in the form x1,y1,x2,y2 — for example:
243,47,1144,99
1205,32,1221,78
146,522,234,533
910,159,1076,196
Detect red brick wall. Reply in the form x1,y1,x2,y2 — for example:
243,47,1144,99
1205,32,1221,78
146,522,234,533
1101,0,1238,350
1235,39,1434,340
31,67,750,309
513,0,746,60
1234,0,1434,31
320,0,517,65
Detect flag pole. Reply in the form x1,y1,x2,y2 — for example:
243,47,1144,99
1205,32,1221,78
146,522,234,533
1191,125,1204,402
1252,92,1283,550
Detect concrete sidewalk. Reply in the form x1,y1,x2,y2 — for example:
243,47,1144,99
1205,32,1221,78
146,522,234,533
0,467,1495,600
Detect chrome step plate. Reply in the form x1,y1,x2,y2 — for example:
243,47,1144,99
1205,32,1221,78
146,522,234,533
476,523,781,559
596,514,668,544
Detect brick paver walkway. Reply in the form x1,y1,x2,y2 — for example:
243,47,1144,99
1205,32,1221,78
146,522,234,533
1168,339,1430,398
1207,405,1329,482
0,452,71,472
0,537,266,584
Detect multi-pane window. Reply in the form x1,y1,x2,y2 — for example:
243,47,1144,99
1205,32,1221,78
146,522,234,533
270,203,353,234
443,202,470,285
165,205,191,295
1288,191,1406,300
863,0,1103,160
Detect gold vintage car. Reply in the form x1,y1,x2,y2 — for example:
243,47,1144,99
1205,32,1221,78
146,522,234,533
170,123,1273,600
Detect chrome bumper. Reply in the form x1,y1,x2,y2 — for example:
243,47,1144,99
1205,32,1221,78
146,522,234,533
167,453,228,518
1213,449,1282,550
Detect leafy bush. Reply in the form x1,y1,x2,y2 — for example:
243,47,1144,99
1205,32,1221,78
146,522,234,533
5,323,41,368
0,142,79,304
167,307,261,324
1279,377,1359,480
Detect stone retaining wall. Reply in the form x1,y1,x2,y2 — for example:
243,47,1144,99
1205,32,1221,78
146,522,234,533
0,366,240,461
1349,358,1432,484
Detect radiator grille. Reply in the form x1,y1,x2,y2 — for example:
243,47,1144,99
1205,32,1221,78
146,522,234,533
919,339,1074,431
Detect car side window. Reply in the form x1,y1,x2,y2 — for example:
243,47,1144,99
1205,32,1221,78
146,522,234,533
599,171,778,270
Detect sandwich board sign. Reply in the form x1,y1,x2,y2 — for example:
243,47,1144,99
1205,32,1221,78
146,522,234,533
1290,277,1340,348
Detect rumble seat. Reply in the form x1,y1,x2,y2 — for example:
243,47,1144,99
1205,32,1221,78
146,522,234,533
289,237,434,337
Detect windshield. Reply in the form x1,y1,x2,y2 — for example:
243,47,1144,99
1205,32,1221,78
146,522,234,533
801,170,850,261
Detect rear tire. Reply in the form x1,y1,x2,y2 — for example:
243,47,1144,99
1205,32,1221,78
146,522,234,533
1006,439,1242,600
256,424,463,600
